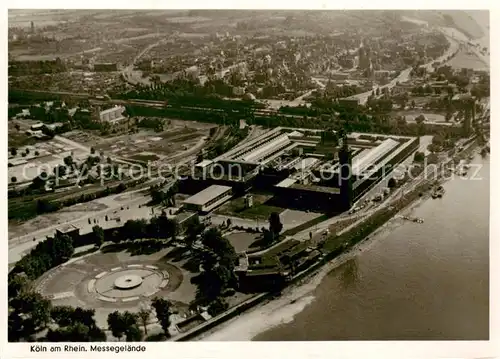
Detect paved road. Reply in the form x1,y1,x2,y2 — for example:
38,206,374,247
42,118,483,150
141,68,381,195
122,37,167,85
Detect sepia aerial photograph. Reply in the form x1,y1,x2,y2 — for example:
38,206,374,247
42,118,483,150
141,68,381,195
7,9,490,344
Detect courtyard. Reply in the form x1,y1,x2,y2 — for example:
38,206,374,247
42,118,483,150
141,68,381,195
215,193,284,220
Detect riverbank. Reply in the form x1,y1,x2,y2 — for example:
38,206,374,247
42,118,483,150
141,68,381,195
196,139,483,341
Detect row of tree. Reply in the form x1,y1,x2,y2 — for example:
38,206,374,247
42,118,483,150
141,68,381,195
8,272,173,342
12,232,74,280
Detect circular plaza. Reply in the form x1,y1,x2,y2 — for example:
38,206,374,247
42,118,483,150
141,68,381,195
34,248,197,327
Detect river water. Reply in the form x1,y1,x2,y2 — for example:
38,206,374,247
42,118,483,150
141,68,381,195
254,155,489,340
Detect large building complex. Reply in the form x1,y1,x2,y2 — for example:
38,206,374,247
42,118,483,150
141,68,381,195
181,127,419,213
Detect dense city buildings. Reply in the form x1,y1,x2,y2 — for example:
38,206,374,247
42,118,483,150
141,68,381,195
184,127,418,213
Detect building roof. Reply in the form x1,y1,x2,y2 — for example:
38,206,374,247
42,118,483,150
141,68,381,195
292,157,319,171
183,185,232,206
240,134,291,163
9,158,28,166
175,211,197,224
99,106,125,116
276,178,297,188
195,160,213,168
352,138,399,176
290,183,340,194
57,224,79,233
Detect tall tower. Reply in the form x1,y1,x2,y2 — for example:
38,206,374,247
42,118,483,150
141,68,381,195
463,99,474,137
30,21,35,34
338,132,353,211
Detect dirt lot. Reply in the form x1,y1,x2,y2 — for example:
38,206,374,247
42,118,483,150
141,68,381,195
8,132,89,183
63,120,216,162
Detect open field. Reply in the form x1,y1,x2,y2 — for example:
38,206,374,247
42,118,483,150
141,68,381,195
8,120,37,148
63,120,216,162
8,136,89,183
8,188,152,240
393,110,455,124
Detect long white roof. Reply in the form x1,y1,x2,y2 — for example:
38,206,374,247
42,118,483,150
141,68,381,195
352,138,399,175
183,185,232,206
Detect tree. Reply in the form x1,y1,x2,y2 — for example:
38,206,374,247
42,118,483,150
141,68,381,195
185,215,205,248
414,151,425,163
54,164,67,177
207,297,228,316
166,218,179,240
63,155,74,167
126,324,143,342
10,290,51,339
10,147,17,156
122,219,148,240
52,233,74,264
202,228,235,264
46,322,89,342
46,319,106,342
150,188,166,204
92,225,105,248
11,176,17,184
50,305,76,326
107,311,138,341
8,273,29,299
411,100,416,109
90,147,96,155
199,250,218,272
15,123,21,131
415,114,426,125
8,311,24,342
151,298,172,336
137,308,150,336
268,212,283,239
31,172,48,190
197,265,233,302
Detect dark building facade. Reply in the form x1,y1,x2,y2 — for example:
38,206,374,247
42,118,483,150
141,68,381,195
338,141,353,211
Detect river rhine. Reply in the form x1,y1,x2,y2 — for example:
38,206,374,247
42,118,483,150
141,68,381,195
255,155,489,340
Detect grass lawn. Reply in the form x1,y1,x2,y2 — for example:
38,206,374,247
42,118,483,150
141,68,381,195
8,132,37,148
215,193,284,220
282,214,329,236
